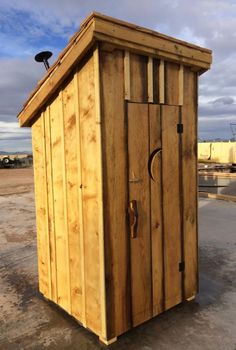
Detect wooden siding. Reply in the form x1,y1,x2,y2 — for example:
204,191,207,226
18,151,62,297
62,77,83,319
182,68,198,299
32,116,51,298
165,62,180,105
123,51,184,105
128,103,152,326
100,48,131,339
18,12,211,127
32,53,105,338
31,45,199,343
130,53,148,102
149,104,164,316
162,105,182,310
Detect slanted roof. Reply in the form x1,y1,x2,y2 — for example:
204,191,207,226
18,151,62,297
18,12,212,127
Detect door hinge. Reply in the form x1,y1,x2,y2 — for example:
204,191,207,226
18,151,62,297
177,123,183,134
179,261,185,272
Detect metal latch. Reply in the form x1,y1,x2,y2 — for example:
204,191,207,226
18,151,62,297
177,123,183,134
179,261,185,272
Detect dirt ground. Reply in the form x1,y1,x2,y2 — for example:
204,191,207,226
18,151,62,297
0,168,34,196
0,168,236,349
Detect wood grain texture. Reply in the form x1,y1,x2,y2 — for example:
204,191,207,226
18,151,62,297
32,116,50,298
94,31,211,75
159,60,165,104
165,62,180,105
128,103,152,326
50,92,70,312
62,75,83,319
44,106,57,302
94,16,212,66
93,46,107,339
86,13,211,55
149,104,164,316
78,54,102,334
162,105,182,310
27,36,200,342
60,91,72,314
130,53,148,102
73,71,87,326
100,48,131,338
148,57,154,103
124,51,131,100
182,67,198,299
19,13,211,127
179,65,184,106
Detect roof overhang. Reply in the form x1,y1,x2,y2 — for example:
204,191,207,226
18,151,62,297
18,12,212,127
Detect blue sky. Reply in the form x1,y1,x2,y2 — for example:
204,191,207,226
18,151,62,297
1,0,236,151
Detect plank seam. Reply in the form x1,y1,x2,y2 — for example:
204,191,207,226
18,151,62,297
195,72,199,293
93,45,107,339
148,104,154,316
178,106,185,301
47,105,58,302
42,112,52,300
60,90,72,313
74,70,87,327
160,105,166,311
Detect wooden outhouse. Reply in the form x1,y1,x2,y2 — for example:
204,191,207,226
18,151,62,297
18,13,212,344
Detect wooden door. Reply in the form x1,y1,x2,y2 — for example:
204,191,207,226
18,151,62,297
127,102,183,327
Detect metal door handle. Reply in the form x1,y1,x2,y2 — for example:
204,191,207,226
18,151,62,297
128,200,138,238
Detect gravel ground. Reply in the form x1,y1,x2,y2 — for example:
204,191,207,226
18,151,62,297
0,169,235,350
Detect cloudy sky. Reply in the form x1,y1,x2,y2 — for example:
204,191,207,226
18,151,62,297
0,0,236,152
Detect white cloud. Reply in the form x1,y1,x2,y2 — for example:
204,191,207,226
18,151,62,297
0,0,236,148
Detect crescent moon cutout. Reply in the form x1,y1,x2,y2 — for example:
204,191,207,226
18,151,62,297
148,148,162,181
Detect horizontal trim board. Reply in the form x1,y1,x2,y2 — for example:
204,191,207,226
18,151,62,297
82,12,212,54
94,18,211,65
18,12,211,128
93,32,211,71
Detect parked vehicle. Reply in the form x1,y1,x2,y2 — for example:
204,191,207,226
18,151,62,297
1,156,16,168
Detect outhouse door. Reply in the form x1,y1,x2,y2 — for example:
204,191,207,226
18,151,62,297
127,102,183,326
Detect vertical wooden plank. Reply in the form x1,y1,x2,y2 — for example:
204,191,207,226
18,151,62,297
93,46,107,340
100,48,131,339
182,67,198,299
149,104,164,316
148,57,154,103
162,105,182,310
44,106,57,302
179,65,184,106
165,62,180,105
128,103,152,326
159,60,165,104
78,54,102,334
50,93,70,312
74,71,86,326
130,53,148,102
124,50,131,100
32,115,50,298
62,75,83,319
60,91,72,313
